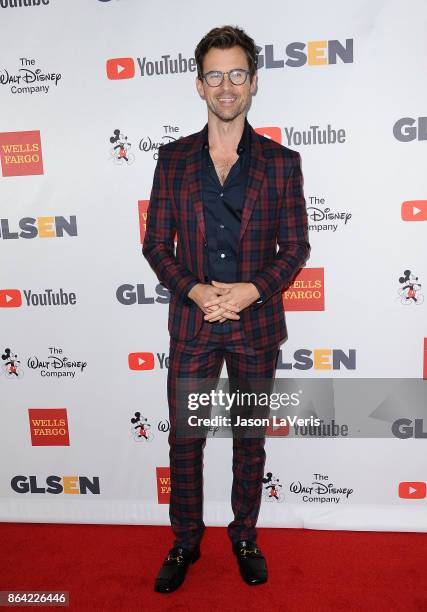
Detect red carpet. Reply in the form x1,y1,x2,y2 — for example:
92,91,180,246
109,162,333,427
0,523,426,611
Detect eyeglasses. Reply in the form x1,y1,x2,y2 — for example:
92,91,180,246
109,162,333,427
201,69,250,87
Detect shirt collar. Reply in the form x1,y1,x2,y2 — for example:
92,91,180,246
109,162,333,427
202,117,251,154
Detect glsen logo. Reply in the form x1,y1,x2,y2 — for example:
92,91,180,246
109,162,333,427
392,418,427,439
128,352,155,371
0,289,22,308
156,467,170,503
0,130,43,176
277,348,356,370
256,40,354,69
283,268,324,311
106,57,135,80
393,117,427,142
0,0,49,7
284,124,346,146
254,127,282,144
116,283,170,305
0,288,77,308
0,216,77,239
11,475,100,494
307,195,352,233
398,482,426,499
138,200,149,242
28,408,69,446
401,200,427,222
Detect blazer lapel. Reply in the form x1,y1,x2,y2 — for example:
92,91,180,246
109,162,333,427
184,122,266,245
238,127,266,244
184,126,206,241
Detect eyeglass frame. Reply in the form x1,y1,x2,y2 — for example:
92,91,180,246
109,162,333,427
201,68,252,87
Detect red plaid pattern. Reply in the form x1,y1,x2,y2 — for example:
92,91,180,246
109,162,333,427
143,122,310,349
167,320,279,549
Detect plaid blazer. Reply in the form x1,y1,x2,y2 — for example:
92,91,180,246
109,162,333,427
142,121,310,349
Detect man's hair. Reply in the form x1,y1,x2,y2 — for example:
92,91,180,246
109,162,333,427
195,25,258,80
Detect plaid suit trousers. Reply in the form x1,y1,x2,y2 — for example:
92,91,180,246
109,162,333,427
167,318,279,550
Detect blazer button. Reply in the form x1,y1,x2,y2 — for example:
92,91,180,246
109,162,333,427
204,241,207,247
204,275,209,282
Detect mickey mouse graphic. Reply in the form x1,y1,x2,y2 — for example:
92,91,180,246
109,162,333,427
1,348,23,379
262,471,284,502
398,270,424,305
130,411,153,442
109,129,135,165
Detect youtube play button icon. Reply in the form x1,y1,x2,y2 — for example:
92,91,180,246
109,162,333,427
398,481,426,499
254,127,282,144
106,57,135,80
0,289,22,308
401,200,427,221
128,352,155,371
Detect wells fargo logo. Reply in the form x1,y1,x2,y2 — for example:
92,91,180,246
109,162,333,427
138,200,149,243
156,467,170,503
0,130,43,177
283,267,324,311
28,408,70,446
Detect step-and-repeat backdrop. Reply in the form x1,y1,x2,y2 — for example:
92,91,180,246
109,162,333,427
1,0,427,531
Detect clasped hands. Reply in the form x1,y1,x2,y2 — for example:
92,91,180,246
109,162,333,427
188,280,260,323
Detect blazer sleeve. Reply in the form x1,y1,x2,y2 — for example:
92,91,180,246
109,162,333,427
250,151,311,308
142,148,200,304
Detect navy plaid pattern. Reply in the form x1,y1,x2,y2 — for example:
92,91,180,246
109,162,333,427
167,319,279,549
142,121,310,349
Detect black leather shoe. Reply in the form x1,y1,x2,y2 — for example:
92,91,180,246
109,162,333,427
232,540,268,585
154,545,200,593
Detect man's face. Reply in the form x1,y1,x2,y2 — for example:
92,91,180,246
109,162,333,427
195,45,257,122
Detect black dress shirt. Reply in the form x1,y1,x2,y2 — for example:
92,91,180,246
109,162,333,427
201,119,250,284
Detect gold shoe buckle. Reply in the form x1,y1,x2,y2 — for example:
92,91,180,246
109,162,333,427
241,547,259,557
167,554,184,563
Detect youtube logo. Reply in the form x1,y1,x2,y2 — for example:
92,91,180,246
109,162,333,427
128,352,155,370
398,481,426,499
401,200,427,222
106,58,135,80
0,289,22,308
255,127,282,144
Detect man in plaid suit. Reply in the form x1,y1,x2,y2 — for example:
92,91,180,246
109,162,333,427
143,25,310,593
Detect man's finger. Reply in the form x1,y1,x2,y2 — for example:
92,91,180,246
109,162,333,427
211,280,234,289
204,296,235,308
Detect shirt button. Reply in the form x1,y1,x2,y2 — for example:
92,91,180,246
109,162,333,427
220,253,225,259
219,224,224,229
220,193,223,197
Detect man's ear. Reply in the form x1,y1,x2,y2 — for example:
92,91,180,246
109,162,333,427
195,76,205,99
250,73,258,94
